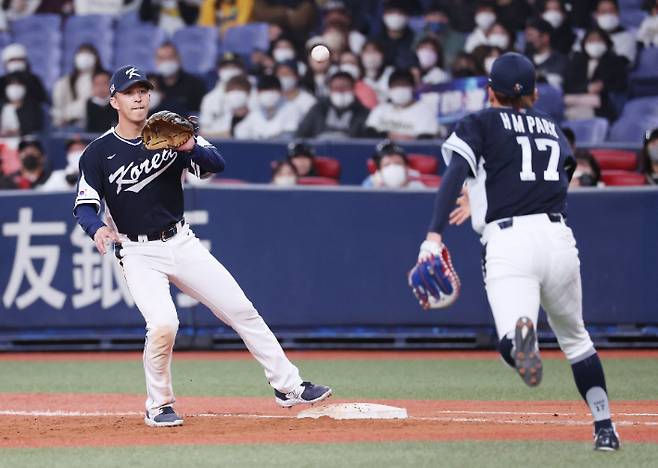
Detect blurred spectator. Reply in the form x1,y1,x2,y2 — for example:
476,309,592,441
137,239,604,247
74,0,134,15
540,0,576,55
287,140,315,177
275,60,316,116
201,74,252,137
270,36,300,64
52,44,103,128
366,69,440,140
359,40,394,103
249,49,277,76
322,20,349,60
234,75,300,139
296,71,370,139
197,0,254,32
413,36,450,85
0,73,43,136
451,52,483,77
362,139,425,188
337,51,378,109
0,139,51,189
300,42,332,97
485,21,515,51
147,74,167,114
465,1,497,52
86,70,117,133
154,42,206,115
0,44,48,107
637,0,658,47
563,128,603,188
321,0,366,54
371,0,416,68
564,27,627,121
493,0,534,33
139,0,201,34
569,0,599,29
270,158,298,186
415,3,465,69
472,44,502,75
39,137,88,191
524,18,567,89
641,127,658,185
592,0,636,64
200,53,250,133
251,0,317,47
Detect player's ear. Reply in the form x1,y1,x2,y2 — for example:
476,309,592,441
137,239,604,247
487,86,497,105
109,95,119,111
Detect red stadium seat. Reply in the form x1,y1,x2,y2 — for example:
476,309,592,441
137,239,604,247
417,174,442,187
601,170,646,186
313,156,341,179
367,158,377,174
407,153,439,174
297,176,339,186
590,149,638,171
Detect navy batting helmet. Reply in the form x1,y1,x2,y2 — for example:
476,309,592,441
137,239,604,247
488,52,536,97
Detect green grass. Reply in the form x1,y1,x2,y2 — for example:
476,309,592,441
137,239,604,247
1,441,657,468
0,357,656,400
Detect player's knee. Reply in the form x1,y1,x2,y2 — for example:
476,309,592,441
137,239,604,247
147,321,179,348
498,335,515,368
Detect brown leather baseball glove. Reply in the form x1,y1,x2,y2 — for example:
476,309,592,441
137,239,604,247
141,111,195,151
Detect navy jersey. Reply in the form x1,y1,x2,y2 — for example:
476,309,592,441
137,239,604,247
74,127,224,237
442,107,574,225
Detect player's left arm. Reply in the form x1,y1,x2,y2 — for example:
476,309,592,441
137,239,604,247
179,135,226,178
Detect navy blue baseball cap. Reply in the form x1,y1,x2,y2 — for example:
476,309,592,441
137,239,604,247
488,52,536,97
110,65,153,96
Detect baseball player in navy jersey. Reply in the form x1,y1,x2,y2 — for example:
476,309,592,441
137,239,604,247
416,53,620,451
73,65,331,427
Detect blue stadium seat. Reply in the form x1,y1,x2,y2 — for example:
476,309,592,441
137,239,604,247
10,14,61,35
629,47,658,97
609,96,658,142
222,23,269,56
535,83,564,122
619,8,647,29
113,25,167,72
618,0,644,9
116,10,142,31
63,15,115,72
172,26,218,74
562,118,609,144
12,24,62,92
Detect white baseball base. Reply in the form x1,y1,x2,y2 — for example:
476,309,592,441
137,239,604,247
296,403,408,420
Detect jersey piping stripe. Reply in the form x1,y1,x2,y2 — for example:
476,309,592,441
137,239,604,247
442,132,478,176
111,127,142,146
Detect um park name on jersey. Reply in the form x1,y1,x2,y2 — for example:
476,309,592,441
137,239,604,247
498,112,559,139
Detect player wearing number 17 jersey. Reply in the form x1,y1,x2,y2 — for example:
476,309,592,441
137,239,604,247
416,53,620,451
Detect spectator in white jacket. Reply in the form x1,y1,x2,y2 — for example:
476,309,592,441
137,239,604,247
464,1,497,53
637,0,658,47
592,0,637,63
275,60,316,118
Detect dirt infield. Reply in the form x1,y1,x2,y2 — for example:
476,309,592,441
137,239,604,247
2,394,657,448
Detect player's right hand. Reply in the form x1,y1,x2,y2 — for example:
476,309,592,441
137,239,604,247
93,226,121,255
449,187,471,226
418,234,442,262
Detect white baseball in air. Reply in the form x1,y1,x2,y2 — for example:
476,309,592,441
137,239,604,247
311,45,330,62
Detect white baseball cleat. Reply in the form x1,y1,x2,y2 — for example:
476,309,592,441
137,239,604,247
144,406,184,427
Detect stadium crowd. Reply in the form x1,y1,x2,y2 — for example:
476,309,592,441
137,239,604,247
0,0,657,189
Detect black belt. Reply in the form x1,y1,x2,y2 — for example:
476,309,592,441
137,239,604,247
497,213,563,230
127,218,185,242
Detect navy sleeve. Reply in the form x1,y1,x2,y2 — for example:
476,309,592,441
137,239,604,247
74,204,106,239
441,113,484,177
187,135,225,178
428,156,470,234
74,146,105,213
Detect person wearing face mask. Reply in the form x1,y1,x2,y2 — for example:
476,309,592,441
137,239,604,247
451,51,484,78
640,127,658,185
234,75,301,139
0,139,51,190
485,22,514,52
540,0,576,55
472,45,502,76
637,0,658,46
365,69,440,140
139,0,201,35
39,138,90,191
362,140,425,189
154,42,207,116
275,61,316,117
321,0,367,54
322,22,349,58
415,4,466,70
300,39,333,97
524,18,567,90
200,74,252,137
564,27,628,121
286,141,316,177
85,70,118,133
270,37,299,64
338,51,378,109
296,71,371,139
52,44,102,128
359,40,395,104
465,1,498,53
561,128,603,189
0,74,43,137
0,43,48,108
591,0,636,64
414,36,450,85
372,0,416,69
270,159,299,186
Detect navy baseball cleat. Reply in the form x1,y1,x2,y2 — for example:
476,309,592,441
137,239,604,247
594,425,621,451
275,381,332,408
514,316,543,387
144,406,184,427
